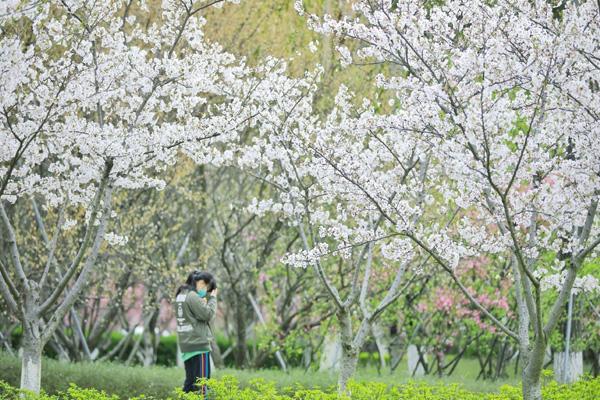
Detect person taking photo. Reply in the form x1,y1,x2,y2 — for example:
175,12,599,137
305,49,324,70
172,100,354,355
174,270,217,396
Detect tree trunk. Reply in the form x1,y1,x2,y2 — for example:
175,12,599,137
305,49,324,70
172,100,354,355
142,308,159,367
522,374,542,400
210,339,224,368
318,334,341,372
511,254,541,400
554,351,583,383
521,338,545,400
587,349,599,377
338,343,359,395
19,292,45,393
20,333,43,393
233,301,248,368
337,310,359,395
370,320,389,371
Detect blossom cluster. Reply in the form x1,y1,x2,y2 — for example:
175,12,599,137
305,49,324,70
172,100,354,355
273,0,600,295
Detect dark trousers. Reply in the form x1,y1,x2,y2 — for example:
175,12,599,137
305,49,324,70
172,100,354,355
183,352,211,396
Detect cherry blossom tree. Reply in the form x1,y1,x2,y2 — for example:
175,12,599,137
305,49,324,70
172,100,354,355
0,0,260,392
293,1,600,399
225,62,436,391
205,165,289,368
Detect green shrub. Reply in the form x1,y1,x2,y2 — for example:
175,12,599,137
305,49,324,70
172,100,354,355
104,333,261,368
356,352,390,367
0,352,182,399
4,330,389,369
1,376,600,400
156,335,178,367
2,350,598,400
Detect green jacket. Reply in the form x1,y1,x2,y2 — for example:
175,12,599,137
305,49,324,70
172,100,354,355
174,288,217,353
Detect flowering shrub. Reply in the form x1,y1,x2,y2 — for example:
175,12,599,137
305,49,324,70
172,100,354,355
395,256,516,377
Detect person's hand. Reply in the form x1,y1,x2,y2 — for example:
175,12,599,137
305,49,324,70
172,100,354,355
212,288,218,297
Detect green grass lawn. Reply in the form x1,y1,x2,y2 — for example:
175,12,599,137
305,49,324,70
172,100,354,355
0,351,523,399
220,357,520,393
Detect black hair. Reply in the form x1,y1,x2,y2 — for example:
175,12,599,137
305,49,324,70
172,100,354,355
176,270,216,296
207,276,217,292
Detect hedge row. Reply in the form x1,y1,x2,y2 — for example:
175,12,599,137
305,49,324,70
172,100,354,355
8,329,385,369
2,377,600,400
9,329,251,367
1,350,392,398
0,352,180,399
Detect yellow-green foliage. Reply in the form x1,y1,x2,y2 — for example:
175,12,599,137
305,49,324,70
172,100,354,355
2,376,600,400
199,0,388,111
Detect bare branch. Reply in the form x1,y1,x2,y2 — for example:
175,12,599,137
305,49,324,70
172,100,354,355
575,199,599,261
31,198,66,291
358,240,374,311
543,265,577,337
38,159,113,316
0,203,30,292
42,179,113,343
578,235,600,262
0,259,19,314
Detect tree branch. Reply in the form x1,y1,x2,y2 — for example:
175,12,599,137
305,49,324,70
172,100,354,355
42,179,113,343
0,203,30,292
38,159,113,316
32,198,66,292
0,259,19,314
297,220,345,310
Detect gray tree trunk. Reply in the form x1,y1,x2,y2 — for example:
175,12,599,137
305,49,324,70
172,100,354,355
142,308,159,367
370,320,389,370
554,351,583,384
319,334,341,372
521,336,545,400
522,374,542,400
337,343,359,395
210,340,224,368
337,311,361,395
234,301,248,368
20,324,43,393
